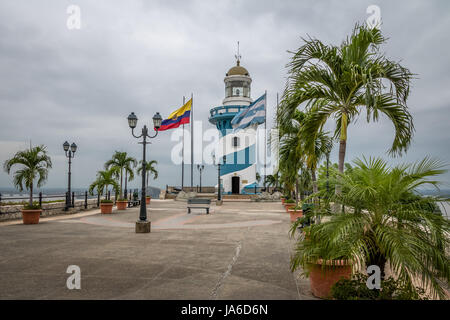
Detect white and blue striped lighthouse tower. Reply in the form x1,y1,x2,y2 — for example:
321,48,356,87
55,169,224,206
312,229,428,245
209,54,258,194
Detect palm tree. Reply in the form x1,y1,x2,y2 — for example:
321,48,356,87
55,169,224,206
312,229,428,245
264,172,279,190
3,145,52,207
105,151,137,199
136,160,158,194
280,24,414,184
291,157,450,299
89,168,120,197
278,110,305,205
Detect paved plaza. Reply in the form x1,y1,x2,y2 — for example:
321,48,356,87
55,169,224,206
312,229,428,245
0,200,314,299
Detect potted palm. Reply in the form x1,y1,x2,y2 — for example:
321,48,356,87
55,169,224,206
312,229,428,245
89,168,119,214
105,151,137,211
291,157,450,299
3,145,52,224
137,160,158,205
288,205,303,222
284,198,295,212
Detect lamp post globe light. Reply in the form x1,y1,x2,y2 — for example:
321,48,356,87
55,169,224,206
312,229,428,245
127,111,162,233
63,141,77,211
196,164,204,192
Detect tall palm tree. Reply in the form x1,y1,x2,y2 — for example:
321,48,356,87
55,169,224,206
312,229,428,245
89,168,120,197
278,110,307,205
3,145,52,207
105,151,137,199
136,160,158,193
280,24,414,185
291,157,450,299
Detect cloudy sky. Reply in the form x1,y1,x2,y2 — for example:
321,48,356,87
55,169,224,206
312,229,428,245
0,0,449,191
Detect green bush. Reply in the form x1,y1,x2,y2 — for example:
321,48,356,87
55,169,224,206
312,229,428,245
23,203,42,210
101,199,113,204
330,273,428,300
117,198,127,201
285,199,295,203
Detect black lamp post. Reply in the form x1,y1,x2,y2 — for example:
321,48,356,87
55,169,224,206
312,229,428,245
63,141,77,211
127,111,162,233
213,154,226,204
196,164,204,193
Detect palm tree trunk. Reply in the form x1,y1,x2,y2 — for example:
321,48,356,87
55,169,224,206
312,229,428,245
295,178,299,206
120,169,123,199
29,183,33,207
146,171,149,194
311,169,318,193
338,139,346,174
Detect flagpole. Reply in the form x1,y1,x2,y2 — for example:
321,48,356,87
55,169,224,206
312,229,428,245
190,93,194,189
264,90,267,191
182,96,185,190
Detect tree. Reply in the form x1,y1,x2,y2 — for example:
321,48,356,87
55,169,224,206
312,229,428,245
137,160,158,193
264,172,279,190
89,168,120,197
105,151,137,199
280,24,414,189
3,145,52,207
291,156,450,299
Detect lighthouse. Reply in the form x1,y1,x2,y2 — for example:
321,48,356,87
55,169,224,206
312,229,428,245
209,52,258,195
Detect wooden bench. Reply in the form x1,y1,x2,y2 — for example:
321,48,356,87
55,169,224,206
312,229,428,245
187,198,211,214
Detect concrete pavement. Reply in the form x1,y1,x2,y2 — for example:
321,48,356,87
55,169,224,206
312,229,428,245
0,200,314,299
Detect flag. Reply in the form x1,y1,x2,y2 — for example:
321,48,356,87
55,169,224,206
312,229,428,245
231,93,266,131
158,99,192,131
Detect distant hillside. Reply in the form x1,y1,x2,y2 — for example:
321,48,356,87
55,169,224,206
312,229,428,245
417,189,450,197
0,186,161,199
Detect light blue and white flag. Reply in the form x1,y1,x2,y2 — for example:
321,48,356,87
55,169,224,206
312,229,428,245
231,93,266,131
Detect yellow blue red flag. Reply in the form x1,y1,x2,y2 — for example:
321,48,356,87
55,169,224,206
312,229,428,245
158,99,192,131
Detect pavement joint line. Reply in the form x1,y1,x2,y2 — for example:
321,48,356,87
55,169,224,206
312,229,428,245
210,228,248,300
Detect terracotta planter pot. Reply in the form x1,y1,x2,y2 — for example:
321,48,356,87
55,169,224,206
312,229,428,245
288,209,303,222
100,202,114,214
308,259,352,299
281,197,286,204
146,196,151,205
284,203,295,212
116,200,127,210
21,209,42,224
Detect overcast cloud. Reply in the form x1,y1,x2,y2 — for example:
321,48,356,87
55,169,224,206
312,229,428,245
0,0,449,191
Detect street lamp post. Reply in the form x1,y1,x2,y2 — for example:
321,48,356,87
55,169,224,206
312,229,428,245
213,154,226,205
127,111,162,233
63,141,77,211
196,164,204,193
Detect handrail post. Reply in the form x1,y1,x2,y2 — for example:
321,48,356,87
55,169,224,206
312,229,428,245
39,192,42,208
97,193,100,207
84,191,88,209
72,192,75,208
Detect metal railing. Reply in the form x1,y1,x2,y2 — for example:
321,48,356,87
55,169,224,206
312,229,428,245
0,189,138,214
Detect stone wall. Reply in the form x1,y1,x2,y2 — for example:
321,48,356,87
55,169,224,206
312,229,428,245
0,198,102,222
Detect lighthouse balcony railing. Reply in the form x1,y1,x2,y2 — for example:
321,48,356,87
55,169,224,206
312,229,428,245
209,105,247,119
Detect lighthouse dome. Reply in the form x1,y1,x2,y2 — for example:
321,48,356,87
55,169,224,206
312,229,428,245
226,61,250,76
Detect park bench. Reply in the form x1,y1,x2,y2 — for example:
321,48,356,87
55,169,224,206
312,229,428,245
128,192,141,208
187,198,211,214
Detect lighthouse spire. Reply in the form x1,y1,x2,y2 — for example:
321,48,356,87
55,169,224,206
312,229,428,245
235,41,241,66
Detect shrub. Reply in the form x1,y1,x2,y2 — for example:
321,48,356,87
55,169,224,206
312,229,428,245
330,273,428,300
100,199,113,204
23,203,42,210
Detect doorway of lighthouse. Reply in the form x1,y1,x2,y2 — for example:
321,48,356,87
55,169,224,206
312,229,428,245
231,176,240,194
